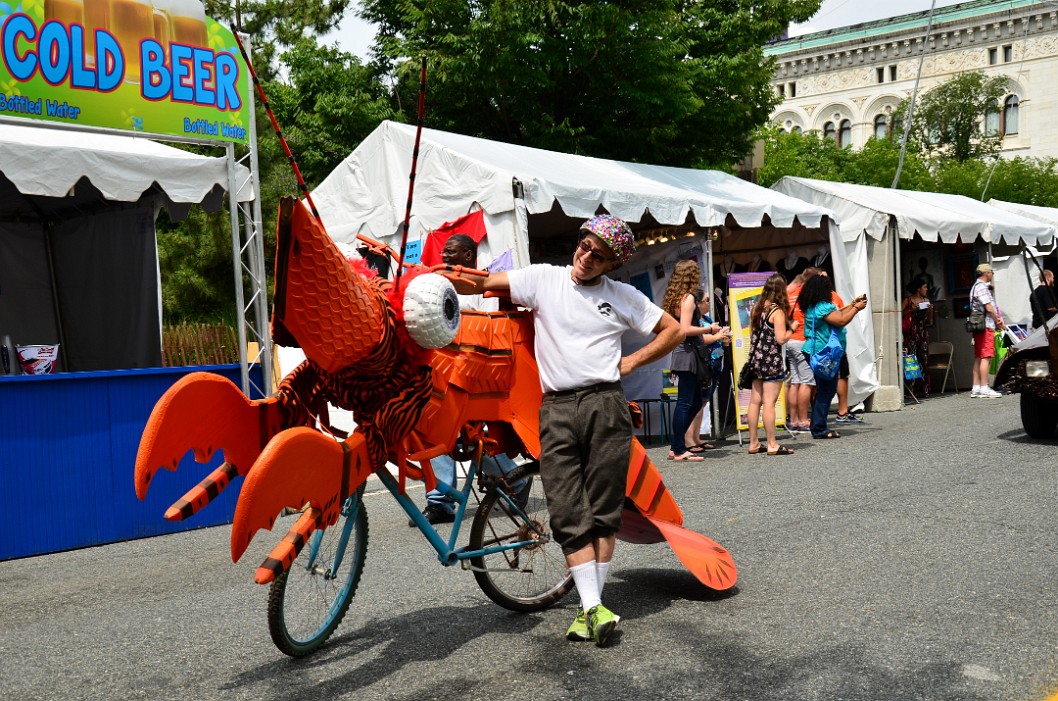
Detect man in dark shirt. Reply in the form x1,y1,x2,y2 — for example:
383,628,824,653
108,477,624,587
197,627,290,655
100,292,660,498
1029,269,1056,328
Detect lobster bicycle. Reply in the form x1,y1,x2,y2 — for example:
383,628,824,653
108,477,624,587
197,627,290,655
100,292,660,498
266,441,572,656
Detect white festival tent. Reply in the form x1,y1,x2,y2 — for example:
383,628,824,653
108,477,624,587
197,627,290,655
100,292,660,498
987,199,1058,325
310,121,882,410
0,122,253,372
771,177,1057,402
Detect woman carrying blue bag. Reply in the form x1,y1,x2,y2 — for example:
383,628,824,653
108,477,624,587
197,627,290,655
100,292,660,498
798,274,867,439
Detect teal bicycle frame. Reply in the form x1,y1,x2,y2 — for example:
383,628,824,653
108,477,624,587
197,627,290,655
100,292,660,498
375,458,547,567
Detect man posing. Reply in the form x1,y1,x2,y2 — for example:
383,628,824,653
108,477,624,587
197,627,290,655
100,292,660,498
454,215,682,646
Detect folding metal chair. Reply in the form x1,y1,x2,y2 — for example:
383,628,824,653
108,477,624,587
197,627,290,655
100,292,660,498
925,340,957,394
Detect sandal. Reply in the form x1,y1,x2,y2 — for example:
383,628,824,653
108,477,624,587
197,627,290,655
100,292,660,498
669,452,705,462
812,431,841,439
687,443,715,453
747,446,765,454
767,445,794,456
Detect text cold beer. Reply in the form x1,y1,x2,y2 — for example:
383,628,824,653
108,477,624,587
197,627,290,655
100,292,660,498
1,15,241,110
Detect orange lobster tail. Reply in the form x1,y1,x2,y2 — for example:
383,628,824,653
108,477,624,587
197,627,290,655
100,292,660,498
617,439,738,591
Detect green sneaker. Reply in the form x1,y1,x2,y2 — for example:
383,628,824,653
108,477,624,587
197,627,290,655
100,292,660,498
586,604,620,647
566,608,590,642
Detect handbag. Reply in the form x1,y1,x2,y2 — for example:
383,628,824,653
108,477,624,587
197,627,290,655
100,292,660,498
737,362,753,390
965,310,987,333
691,342,714,388
808,307,845,381
965,282,988,332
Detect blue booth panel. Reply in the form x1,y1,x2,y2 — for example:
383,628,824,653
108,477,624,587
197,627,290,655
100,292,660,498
0,364,263,560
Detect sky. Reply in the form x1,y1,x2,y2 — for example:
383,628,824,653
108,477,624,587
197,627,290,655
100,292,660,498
323,1,972,60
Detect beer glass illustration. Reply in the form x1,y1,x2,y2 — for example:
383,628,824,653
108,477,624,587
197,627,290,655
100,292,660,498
44,0,85,27
84,0,108,66
160,0,208,47
109,0,153,83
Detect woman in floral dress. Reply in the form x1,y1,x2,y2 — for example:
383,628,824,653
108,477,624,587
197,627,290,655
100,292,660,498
746,273,797,456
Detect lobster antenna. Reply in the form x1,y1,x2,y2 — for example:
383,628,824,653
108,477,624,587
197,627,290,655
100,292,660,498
229,24,321,221
394,56,428,290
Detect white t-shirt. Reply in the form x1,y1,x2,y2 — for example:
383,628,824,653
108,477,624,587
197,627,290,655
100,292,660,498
507,264,664,393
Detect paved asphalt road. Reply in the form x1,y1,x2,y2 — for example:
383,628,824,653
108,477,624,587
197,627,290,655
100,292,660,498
2,391,1057,701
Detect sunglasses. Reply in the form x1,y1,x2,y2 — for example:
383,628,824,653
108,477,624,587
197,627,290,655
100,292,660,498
577,239,614,264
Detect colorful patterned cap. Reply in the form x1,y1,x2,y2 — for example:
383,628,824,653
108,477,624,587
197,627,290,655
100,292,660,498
580,214,636,263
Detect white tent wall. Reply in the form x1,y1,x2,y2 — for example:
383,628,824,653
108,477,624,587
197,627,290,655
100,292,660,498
772,177,1057,408
988,199,1058,330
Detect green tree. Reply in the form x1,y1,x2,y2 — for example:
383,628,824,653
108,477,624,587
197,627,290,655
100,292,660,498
981,157,1058,207
361,0,821,167
159,38,393,322
204,0,353,77
756,126,849,188
266,39,399,187
843,137,933,191
891,71,1008,164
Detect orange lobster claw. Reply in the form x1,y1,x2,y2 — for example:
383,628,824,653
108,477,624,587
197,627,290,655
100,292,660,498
134,372,283,518
229,428,371,582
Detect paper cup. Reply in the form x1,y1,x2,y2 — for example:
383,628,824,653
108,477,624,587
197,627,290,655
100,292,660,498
17,344,60,375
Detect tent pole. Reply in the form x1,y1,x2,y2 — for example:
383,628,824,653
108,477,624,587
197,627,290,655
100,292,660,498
893,221,906,405
42,222,69,371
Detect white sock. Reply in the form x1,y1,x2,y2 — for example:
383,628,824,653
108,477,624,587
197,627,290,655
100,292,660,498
595,560,611,598
570,561,601,611
972,385,981,393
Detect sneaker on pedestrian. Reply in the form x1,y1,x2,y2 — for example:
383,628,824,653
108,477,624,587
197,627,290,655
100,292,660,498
566,608,591,642
979,387,1003,398
835,413,853,423
971,386,982,397
586,604,620,647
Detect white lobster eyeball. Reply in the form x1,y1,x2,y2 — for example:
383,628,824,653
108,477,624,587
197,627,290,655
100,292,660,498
402,273,460,349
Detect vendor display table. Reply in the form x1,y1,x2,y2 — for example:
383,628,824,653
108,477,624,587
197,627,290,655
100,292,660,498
0,364,263,561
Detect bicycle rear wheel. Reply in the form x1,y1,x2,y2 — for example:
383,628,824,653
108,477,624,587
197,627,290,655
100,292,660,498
267,489,368,656
468,462,573,612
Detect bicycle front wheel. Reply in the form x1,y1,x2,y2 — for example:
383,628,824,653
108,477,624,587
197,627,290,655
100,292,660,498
267,490,368,656
468,462,573,612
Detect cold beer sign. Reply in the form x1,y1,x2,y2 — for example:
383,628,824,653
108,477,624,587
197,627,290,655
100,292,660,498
0,0,250,143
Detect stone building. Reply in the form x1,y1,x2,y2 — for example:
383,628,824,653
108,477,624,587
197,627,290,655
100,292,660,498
763,1,1058,409
765,0,1058,159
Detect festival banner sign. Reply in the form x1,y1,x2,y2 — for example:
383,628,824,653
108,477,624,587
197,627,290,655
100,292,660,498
0,0,250,142
728,272,788,432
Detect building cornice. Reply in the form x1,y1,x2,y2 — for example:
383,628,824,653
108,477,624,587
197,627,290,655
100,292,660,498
767,0,1056,79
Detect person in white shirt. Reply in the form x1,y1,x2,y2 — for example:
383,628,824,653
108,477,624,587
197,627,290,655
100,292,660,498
969,264,1006,398
453,214,681,646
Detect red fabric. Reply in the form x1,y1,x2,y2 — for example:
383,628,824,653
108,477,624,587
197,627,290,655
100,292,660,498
420,210,488,266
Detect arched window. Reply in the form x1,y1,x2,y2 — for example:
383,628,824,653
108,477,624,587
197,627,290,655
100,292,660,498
791,125,802,134
839,119,852,148
1003,95,1019,135
984,107,1000,136
874,114,888,139
823,121,836,141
